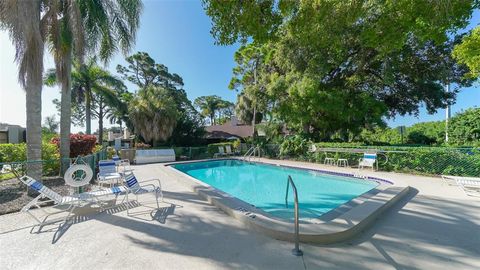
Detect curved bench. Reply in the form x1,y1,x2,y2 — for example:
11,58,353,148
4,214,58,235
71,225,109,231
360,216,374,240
135,149,176,164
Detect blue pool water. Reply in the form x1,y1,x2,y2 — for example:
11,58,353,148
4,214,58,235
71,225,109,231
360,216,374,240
171,160,379,220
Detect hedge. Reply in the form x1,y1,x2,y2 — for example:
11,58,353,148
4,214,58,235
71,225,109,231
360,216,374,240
306,144,480,177
0,143,60,176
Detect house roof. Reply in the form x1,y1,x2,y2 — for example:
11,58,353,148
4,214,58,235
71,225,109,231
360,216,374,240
205,121,253,139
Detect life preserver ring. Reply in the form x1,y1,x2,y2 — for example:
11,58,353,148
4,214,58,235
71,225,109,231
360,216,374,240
64,164,93,187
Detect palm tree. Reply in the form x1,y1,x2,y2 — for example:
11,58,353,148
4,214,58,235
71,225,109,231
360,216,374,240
44,58,126,144
0,0,44,181
194,95,225,125
43,0,142,168
129,86,178,146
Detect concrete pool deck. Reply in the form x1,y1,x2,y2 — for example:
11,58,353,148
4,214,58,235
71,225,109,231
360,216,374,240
1,159,479,269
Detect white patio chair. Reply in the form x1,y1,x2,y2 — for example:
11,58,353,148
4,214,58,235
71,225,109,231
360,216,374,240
441,175,459,186
214,146,226,158
17,175,126,226
123,172,163,215
442,175,480,197
358,153,377,171
98,160,123,187
225,145,234,156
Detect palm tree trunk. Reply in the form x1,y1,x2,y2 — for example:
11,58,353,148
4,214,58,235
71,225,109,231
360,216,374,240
23,0,43,187
59,51,72,173
25,74,43,183
85,89,92,134
98,97,104,146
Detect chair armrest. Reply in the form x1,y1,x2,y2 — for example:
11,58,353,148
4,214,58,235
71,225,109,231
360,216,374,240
140,178,162,189
131,183,157,194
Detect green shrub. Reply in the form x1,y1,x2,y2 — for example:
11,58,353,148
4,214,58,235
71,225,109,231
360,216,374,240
308,144,480,177
0,143,60,176
51,134,97,157
279,135,309,158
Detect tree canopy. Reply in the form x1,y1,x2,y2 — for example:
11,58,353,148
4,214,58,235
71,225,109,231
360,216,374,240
118,52,204,145
205,0,478,141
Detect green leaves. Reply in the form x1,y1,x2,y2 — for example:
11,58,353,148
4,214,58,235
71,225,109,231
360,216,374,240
449,108,480,145
129,86,179,144
208,1,477,141
453,26,480,79
194,95,232,125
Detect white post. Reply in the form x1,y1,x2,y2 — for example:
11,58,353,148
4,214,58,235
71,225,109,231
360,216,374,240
445,84,451,142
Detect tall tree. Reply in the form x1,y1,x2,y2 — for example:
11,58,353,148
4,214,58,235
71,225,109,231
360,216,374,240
229,43,270,135
194,95,226,125
206,1,477,140
45,58,126,143
43,0,141,166
118,52,204,144
43,115,59,133
129,86,178,145
0,0,44,181
117,51,184,89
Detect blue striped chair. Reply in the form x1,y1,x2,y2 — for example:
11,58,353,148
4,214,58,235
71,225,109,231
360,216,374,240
17,175,126,226
123,172,163,215
98,160,123,187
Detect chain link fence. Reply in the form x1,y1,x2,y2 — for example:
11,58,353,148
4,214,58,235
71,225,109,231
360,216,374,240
294,145,480,177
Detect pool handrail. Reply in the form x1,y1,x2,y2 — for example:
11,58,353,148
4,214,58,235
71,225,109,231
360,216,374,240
285,175,303,256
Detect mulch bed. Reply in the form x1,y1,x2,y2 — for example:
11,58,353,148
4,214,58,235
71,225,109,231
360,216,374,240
0,177,70,215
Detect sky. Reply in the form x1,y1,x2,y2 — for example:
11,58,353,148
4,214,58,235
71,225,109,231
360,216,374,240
0,1,479,132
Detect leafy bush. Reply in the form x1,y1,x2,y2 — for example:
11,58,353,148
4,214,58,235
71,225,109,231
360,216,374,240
106,147,116,159
51,134,97,158
279,135,309,158
0,143,60,176
307,144,480,177
449,108,480,146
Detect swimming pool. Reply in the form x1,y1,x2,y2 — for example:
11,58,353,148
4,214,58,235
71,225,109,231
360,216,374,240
171,159,379,220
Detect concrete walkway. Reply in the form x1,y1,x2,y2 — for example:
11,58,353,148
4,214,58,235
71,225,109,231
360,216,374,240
1,160,479,269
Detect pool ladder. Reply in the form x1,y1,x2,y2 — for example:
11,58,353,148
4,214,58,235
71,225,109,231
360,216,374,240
285,175,303,256
243,145,261,161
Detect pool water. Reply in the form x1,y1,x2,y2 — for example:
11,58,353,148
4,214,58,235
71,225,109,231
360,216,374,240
171,160,379,220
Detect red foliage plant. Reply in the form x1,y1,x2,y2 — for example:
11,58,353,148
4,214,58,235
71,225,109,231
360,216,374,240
51,134,97,158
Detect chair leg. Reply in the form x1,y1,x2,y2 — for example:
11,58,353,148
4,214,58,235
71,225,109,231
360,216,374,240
125,192,131,215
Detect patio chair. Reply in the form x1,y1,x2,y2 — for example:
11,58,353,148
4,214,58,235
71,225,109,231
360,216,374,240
225,145,235,156
442,175,480,197
358,153,377,171
123,172,163,215
98,160,123,187
214,146,227,158
17,175,126,226
112,155,121,166
441,175,459,186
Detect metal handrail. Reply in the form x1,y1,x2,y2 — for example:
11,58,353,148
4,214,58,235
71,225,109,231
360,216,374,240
243,146,255,160
285,175,303,256
243,145,261,161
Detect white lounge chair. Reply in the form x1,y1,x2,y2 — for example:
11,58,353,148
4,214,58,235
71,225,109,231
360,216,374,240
123,172,163,215
225,145,235,156
214,146,227,158
17,175,126,226
98,160,123,187
358,153,377,171
442,175,480,197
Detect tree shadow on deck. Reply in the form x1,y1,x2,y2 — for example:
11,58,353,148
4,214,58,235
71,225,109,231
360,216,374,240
302,188,480,269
